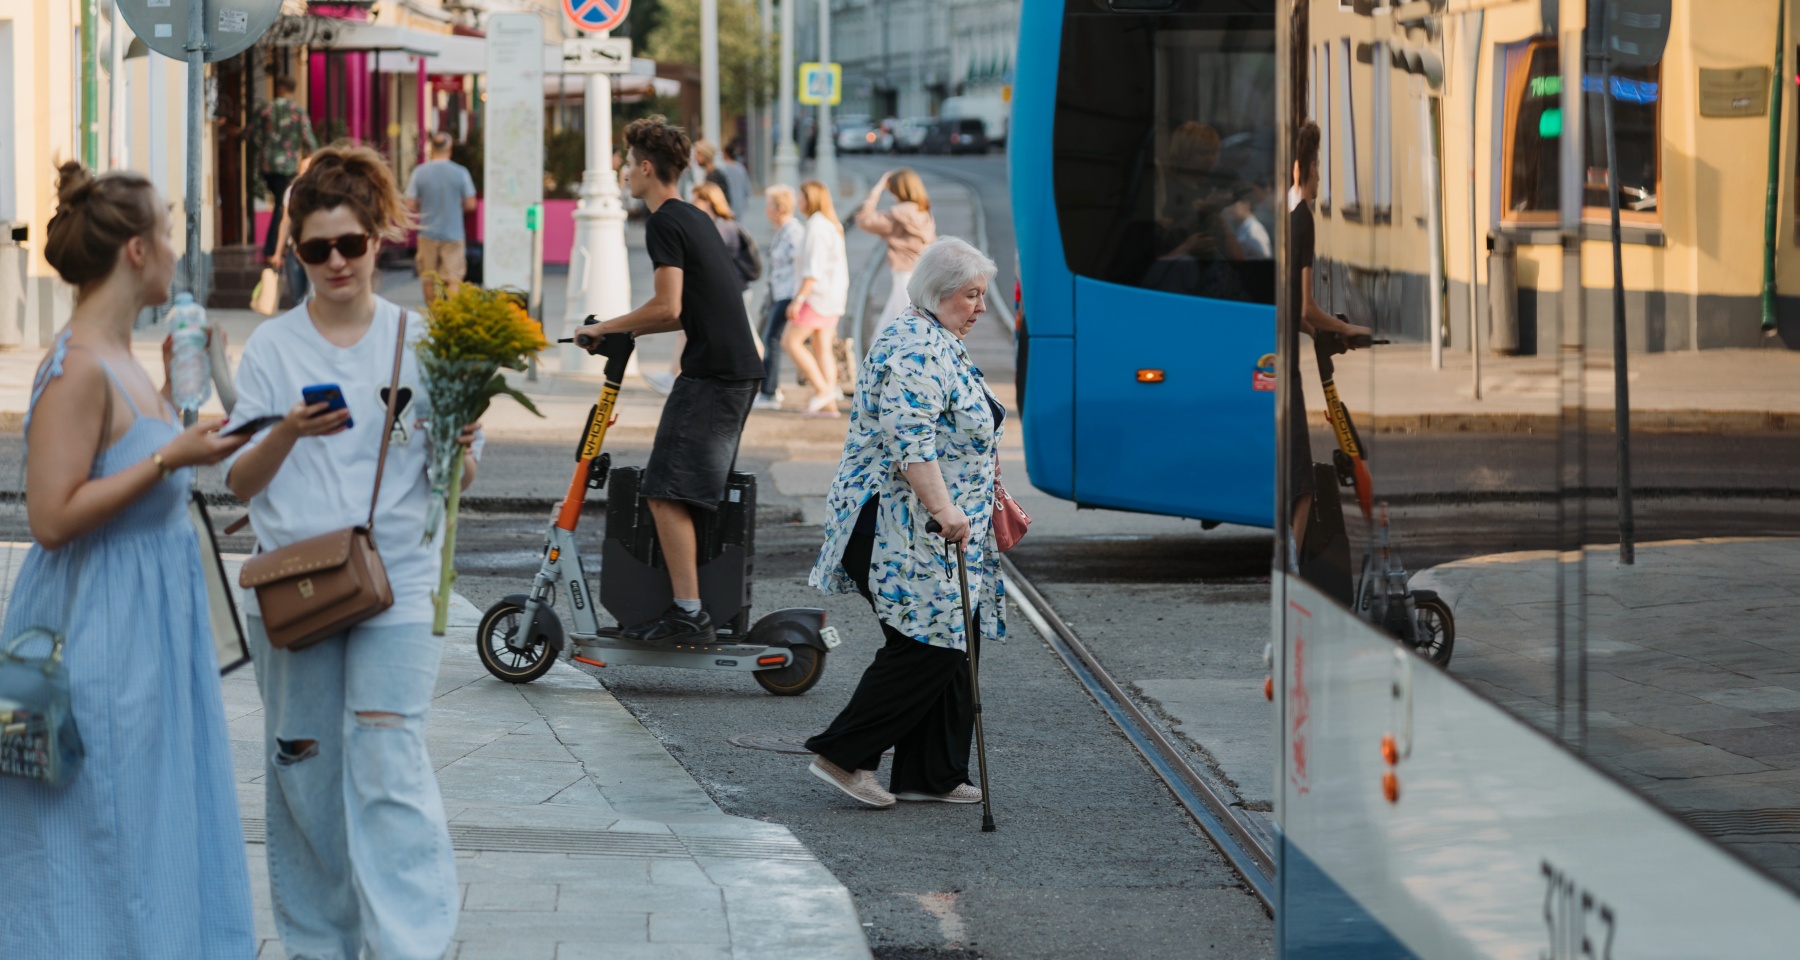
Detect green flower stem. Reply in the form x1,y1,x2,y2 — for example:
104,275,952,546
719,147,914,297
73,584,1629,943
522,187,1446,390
431,453,466,636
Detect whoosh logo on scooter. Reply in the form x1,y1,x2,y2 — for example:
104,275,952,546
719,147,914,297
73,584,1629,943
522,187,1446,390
1323,385,1361,460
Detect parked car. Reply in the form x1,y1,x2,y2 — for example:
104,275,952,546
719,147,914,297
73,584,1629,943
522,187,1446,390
835,116,882,153
892,117,932,154
923,117,989,155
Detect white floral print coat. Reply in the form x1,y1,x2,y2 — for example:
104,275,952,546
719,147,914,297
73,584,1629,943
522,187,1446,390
809,305,1005,651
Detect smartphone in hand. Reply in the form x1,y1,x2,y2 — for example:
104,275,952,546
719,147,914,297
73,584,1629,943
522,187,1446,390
220,414,283,438
301,383,352,430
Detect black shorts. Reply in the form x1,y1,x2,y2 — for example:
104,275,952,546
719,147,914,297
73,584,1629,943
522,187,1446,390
642,375,761,510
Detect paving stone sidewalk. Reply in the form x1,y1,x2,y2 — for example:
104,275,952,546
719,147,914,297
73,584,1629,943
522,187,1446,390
1416,537,1800,887
220,592,872,960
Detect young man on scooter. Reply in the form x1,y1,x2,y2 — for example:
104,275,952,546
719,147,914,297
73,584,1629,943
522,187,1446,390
575,116,765,644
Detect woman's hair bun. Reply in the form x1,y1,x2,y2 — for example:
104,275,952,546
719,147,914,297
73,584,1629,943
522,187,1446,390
286,141,413,242
43,160,159,289
55,160,96,207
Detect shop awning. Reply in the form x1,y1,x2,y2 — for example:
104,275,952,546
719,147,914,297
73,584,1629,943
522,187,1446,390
275,17,562,76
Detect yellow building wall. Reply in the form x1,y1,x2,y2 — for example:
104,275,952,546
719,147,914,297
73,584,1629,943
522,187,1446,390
1305,0,1800,328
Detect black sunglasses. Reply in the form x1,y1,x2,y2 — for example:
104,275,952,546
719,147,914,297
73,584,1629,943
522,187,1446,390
293,232,372,265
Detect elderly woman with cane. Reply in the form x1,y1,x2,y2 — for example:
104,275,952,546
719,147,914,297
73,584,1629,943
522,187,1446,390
804,237,1005,809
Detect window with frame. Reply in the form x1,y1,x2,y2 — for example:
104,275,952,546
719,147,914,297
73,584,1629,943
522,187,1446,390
1502,39,1662,224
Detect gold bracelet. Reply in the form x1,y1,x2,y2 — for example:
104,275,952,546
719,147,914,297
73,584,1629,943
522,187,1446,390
151,452,172,479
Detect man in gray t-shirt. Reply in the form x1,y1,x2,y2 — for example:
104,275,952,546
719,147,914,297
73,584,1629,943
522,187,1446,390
405,132,478,301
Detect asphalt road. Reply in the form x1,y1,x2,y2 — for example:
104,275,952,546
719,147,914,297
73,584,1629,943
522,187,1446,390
452,515,1275,960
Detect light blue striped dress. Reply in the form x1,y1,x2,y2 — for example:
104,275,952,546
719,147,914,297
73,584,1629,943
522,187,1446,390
0,333,255,958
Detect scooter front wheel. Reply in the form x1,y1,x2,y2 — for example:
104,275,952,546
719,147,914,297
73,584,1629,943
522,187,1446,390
753,645,827,696
478,599,558,684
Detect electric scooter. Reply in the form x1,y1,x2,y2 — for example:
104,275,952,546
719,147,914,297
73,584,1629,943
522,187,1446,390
1300,326,1455,666
474,330,840,695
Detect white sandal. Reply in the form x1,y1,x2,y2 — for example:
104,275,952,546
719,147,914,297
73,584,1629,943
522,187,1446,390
803,393,840,418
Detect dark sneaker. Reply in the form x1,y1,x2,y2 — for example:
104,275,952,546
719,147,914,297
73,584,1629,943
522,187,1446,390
623,605,716,645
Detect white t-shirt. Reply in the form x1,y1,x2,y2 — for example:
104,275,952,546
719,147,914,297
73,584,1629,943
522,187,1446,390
800,212,850,317
227,297,478,627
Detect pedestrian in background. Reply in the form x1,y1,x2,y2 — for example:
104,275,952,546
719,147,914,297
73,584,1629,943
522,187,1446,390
718,139,754,219
405,131,478,303
803,237,1004,809
854,168,937,323
252,74,318,264
755,184,806,411
269,155,315,307
785,180,849,418
1,162,254,957
687,140,731,207
226,143,483,960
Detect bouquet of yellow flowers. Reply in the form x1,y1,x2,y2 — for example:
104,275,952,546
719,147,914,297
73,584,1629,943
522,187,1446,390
418,284,547,634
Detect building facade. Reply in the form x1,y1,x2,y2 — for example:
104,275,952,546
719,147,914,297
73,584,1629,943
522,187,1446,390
0,0,571,343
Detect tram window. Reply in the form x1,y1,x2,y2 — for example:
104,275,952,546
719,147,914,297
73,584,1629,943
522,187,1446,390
1502,39,1661,223
1053,13,1277,304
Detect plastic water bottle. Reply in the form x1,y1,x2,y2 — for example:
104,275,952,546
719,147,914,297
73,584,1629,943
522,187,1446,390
168,292,211,416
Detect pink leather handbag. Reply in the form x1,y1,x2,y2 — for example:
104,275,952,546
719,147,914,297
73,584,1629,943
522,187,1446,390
993,466,1031,552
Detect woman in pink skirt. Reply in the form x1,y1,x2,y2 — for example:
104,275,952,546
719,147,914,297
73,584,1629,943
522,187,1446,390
783,180,851,417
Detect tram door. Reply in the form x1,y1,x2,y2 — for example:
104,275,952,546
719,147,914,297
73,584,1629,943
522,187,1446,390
1276,0,1800,955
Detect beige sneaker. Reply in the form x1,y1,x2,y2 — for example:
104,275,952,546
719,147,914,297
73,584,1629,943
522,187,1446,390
894,784,983,804
809,757,896,808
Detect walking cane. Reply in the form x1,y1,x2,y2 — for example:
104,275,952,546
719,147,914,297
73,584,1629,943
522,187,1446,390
928,519,997,832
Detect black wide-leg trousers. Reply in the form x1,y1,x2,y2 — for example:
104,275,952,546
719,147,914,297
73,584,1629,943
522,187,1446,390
805,530,979,796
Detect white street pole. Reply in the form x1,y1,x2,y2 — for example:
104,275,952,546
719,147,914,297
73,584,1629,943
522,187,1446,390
814,0,835,193
182,0,204,301
701,0,721,149
773,0,799,188
759,0,774,185
563,48,632,374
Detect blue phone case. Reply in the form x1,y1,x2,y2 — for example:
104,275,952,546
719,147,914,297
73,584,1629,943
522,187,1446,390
302,384,352,430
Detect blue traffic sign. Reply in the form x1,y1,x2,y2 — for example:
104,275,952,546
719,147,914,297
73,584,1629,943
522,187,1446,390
563,0,629,34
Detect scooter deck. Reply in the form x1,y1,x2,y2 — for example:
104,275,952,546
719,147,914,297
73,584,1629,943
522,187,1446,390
565,633,795,675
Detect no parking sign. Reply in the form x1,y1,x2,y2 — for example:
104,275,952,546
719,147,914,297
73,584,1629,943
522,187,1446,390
563,0,629,34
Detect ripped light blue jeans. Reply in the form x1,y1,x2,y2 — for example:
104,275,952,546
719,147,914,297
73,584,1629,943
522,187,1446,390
247,616,458,960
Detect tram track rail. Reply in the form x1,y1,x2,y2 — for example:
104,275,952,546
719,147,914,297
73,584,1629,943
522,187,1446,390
1000,555,1278,912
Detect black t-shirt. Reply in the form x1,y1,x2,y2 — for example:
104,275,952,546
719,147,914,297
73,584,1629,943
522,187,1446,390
644,199,764,380
1286,201,1315,381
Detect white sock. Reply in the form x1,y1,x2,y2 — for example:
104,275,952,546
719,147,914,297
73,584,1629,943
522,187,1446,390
674,597,702,616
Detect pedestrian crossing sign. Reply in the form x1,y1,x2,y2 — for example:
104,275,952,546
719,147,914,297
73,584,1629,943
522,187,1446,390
798,62,842,106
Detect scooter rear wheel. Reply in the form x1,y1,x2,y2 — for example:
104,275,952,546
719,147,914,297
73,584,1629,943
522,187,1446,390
752,645,826,696
1412,596,1455,668
478,600,557,684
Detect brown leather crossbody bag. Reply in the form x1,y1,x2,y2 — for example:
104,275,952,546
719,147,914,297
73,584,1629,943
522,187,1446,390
238,313,409,651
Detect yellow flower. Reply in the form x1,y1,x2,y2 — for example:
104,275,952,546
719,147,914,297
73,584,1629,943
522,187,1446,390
421,285,547,367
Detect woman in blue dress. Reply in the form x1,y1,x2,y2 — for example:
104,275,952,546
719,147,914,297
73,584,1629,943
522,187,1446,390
0,162,255,957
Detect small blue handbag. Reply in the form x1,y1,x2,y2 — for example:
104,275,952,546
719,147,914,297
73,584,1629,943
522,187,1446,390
0,362,109,787
0,628,83,786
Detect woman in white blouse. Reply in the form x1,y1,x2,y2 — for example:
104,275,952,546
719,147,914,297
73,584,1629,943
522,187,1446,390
783,180,851,417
